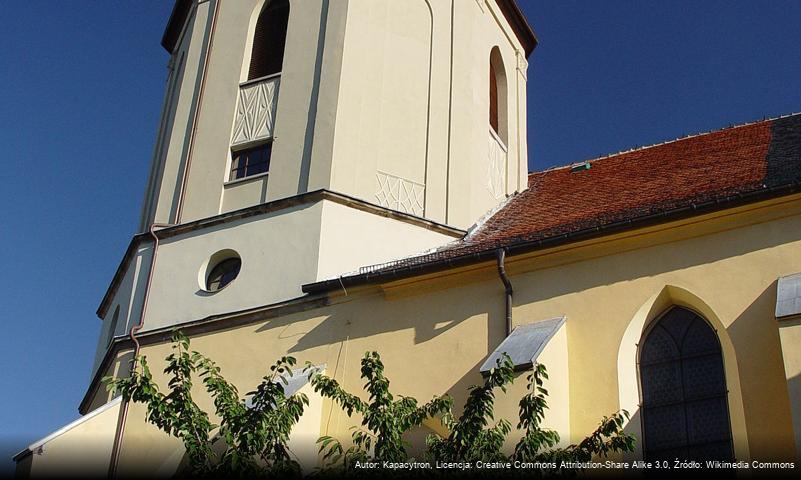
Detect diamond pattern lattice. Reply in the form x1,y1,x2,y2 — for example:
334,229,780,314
375,171,425,217
231,77,280,147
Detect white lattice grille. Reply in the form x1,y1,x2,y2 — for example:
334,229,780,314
375,171,425,217
231,77,280,147
488,131,507,199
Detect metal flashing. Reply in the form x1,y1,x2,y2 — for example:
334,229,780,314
776,272,801,318
480,317,565,373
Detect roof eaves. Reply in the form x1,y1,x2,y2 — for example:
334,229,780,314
161,0,193,53
494,0,538,57
302,180,801,295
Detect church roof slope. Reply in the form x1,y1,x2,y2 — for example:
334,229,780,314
304,113,801,294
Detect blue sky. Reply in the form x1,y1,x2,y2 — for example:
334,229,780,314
0,0,799,473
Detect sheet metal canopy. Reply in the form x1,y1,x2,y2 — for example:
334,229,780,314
776,273,801,318
480,317,565,373
281,366,321,396
245,365,324,407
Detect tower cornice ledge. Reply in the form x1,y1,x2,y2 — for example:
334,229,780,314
96,189,465,319
161,0,538,57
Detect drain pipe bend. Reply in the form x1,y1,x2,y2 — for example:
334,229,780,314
496,248,513,336
108,223,172,478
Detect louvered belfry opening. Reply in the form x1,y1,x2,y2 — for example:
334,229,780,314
489,62,499,134
248,0,290,81
639,307,735,462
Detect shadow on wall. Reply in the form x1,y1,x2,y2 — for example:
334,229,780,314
253,280,509,412
788,371,801,462
621,408,642,462
255,218,789,361
255,281,506,355
726,282,797,461
513,213,801,308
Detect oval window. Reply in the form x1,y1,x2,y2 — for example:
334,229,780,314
206,257,241,292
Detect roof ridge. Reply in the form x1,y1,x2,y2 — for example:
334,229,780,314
528,111,801,176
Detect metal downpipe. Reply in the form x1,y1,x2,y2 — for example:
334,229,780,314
496,248,513,336
107,223,172,477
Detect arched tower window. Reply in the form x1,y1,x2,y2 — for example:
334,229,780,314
490,63,499,133
248,0,290,80
489,47,508,143
638,307,734,461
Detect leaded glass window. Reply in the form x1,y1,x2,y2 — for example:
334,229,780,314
639,307,734,462
206,257,241,292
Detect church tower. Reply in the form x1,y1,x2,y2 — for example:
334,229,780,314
17,2,801,475
141,0,534,228
91,0,536,371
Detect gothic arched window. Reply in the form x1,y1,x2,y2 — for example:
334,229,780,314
489,47,507,143
248,0,290,80
639,307,734,461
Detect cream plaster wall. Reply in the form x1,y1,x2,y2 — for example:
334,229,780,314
328,0,528,227
326,0,433,206
538,323,571,445
143,202,324,332
140,0,331,226
94,199,457,373
501,203,801,462
143,0,208,227
91,245,150,374
114,279,504,474
102,199,801,476
20,398,121,478
139,0,529,230
221,174,269,213
316,200,455,280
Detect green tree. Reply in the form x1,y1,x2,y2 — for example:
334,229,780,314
427,354,636,475
105,331,309,478
512,363,636,476
106,339,635,478
309,351,452,469
313,351,635,476
426,355,516,463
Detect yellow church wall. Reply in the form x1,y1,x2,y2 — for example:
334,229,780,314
505,199,800,461
778,318,801,461
102,195,801,474
493,320,572,450
114,279,505,473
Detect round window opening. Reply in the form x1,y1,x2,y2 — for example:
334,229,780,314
206,256,242,292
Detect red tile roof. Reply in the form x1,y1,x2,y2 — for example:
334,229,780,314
304,113,801,293
464,117,774,250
